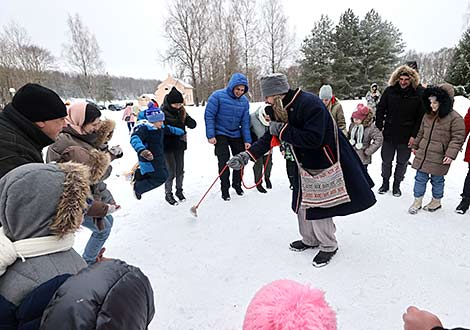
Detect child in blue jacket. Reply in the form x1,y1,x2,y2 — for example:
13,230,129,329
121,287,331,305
131,105,184,199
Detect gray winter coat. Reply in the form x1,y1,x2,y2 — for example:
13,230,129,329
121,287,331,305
348,111,383,165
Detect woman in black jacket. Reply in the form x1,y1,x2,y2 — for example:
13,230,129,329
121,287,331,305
161,87,197,205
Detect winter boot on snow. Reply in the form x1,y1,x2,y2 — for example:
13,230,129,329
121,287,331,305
222,190,231,201
456,197,470,214
233,185,244,196
312,249,338,268
378,179,389,194
175,189,186,202
423,198,441,212
256,184,267,193
265,178,272,189
289,240,318,252
408,196,423,214
165,193,179,206
392,181,402,197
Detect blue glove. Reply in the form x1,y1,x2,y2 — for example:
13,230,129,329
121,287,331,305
227,152,250,170
167,125,185,136
269,121,285,136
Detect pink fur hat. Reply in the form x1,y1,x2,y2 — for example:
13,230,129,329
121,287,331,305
243,280,336,330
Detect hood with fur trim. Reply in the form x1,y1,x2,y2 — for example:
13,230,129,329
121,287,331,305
0,162,90,240
388,65,420,90
95,119,116,147
59,146,111,184
423,85,453,118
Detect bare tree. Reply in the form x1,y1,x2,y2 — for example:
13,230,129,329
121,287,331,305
63,14,104,98
260,0,293,73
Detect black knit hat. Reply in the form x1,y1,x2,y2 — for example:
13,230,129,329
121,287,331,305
11,83,67,122
166,87,184,104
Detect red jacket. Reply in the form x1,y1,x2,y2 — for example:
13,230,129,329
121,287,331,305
465,107,470,162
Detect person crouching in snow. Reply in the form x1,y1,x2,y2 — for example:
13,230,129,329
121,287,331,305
348,103,383,173
130,105,185,200
227,73,376,267
408,84,465,214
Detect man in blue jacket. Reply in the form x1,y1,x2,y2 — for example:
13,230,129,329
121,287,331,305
204,73,251,201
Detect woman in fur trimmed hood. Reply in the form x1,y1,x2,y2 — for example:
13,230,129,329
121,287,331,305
46,102,120,264
409,84,465,214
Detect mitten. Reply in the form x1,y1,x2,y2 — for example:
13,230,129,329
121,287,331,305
107,204,121,214
109,145,123,159
140,149,154,161
227,151,250,170
269,121,285,136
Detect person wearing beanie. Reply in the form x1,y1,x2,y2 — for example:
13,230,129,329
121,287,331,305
204,73,251,201
0,163,155,329
46,101,120,265
408,84,464,214
227,73,376,267
243,280,337,330
0,83,68,178
348,104,383,173
365,83,381,115
161,87,197,205
130,105,185,200
319,84,347,136
376,65,426,197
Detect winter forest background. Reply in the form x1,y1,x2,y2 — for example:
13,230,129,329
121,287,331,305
1,0,470,106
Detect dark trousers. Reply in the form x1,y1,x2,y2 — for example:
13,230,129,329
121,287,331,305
127,122,135,133
164,149,185,194
135,168,169,196
381,140,411,183
253,154,273,185
463,163,470,198
214,135,244,192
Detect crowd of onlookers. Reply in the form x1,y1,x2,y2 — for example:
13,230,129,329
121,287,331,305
0,58,469,328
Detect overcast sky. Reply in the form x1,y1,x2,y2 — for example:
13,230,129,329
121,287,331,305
0,0,467,80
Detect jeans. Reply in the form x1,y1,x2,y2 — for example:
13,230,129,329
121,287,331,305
413,170,445,199
214,135,245,192
134,168,169,196
81,214,114,265
381,141,411,183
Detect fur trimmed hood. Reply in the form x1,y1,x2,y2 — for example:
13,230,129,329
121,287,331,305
0,163,90,241
423,85,453,118
388,65,420,89
95,119,116,147
59,146,111,184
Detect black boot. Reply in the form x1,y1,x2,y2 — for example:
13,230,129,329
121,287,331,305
175,189,186,202
265,178,272,189
222,190,231,201
256,184,267,193
165,193,178,205
456,197,470,214
378,179,389,194
392,181,401,197
233,185,244,196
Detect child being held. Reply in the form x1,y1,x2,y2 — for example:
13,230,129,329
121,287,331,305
130,104,184,200
348,103,383,172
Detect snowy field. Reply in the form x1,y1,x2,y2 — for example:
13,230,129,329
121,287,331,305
72,96,470,330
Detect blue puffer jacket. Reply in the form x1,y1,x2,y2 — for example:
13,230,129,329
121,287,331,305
204,73,251,143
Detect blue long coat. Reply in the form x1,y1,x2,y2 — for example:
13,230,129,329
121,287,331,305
204,73,251,143
248,89,376,220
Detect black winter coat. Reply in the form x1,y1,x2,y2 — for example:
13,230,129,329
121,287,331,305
40,259,154,330
376,84,425,145
249,89,376,220
161,97,197,152
0,104,54,179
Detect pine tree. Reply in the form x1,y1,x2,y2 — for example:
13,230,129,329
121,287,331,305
446,27,470,91
298,15,335,92
332,9,361,98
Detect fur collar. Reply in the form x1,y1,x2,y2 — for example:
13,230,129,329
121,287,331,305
388,65,420,90
95,119,116,147
423,86,453,118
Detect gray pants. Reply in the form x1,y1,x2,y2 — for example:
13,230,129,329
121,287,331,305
164,149,185,194
297,208,337,252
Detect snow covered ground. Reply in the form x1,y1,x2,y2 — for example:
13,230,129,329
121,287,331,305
73,96,470,330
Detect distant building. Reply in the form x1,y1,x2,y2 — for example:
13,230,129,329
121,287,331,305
155,74,194,106
137,93,157,108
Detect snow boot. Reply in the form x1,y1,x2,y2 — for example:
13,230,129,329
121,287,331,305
378,180,389,194
423,198,441,212
222,190,231,201
456,197,470,214
265,178,272,189
408,196,423,214
233,185,244,196
312,249,338,268
175,190,186,202
256,184,267,193
289,240,318,252
392,181,402,197
165,193,179,206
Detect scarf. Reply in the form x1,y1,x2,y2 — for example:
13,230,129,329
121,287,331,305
349,124,364,150
0,227,75,277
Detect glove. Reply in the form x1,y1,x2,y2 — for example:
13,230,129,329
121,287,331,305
109,145,123,159
140,149,154,161
269,121,285,136
227,152,250,170
107,203,121,214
